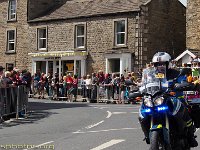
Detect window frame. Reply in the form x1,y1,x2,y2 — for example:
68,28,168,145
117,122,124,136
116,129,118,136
113,19,127,47
6,63,15,71
74,23,86,49
37,27,48,51
7,0,17,21
6,29,16,53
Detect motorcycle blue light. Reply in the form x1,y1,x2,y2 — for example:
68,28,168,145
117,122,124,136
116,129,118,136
143,108,151,113
157,106,168,111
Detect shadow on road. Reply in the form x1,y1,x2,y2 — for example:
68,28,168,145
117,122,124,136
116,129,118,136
29,101,89,111
0,101,89,128
0,111,55,128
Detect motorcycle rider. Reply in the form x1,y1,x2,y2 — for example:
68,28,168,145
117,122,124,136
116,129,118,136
139,52,198,147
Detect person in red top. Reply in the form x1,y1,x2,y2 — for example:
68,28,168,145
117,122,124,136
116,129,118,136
97,70,105,84
65,73,73,102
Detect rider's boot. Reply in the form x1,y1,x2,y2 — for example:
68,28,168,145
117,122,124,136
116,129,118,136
139,117,150,144
187,124,198,147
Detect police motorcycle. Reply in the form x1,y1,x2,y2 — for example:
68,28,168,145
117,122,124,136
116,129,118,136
135,66,196,150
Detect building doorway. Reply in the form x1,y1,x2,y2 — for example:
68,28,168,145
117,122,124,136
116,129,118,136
108,58,120,73
36,61,46,74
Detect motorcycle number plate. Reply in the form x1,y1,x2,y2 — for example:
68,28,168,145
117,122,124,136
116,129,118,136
155,73,165,79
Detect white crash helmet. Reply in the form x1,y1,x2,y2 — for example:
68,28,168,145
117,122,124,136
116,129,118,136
152,52,171,63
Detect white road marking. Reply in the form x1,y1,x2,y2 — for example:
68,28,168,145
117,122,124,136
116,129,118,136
89,105,140,109
196,128,199,132
112,112,127,114
90,139,125,150
106,111,112,118
99,107,109,109
73,130,81,134
85,120,104,129
23,141,54,150
130,112,139,114
73,127,140,134
114,106,140,109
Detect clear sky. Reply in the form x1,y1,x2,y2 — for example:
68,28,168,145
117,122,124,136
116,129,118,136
179,0,187,6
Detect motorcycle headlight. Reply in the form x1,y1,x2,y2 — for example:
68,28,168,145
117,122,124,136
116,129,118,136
144,97,153,107
154,97,164,106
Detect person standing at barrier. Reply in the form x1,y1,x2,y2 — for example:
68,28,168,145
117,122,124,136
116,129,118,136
81,75,87,102
111,73,116,100
85,74,92,102
47,73,53,98
72,75,78,102
62,75,67,100
33,73,40,96
91,73,99,103
97,70,105,84
113,74,120,100
120,75,126,104
21,70,32,97
104,73,112,102
3,71,13,87
59,75,65,98
53,72,59,100
14,68,23,86
38,73,46,99
65,73,73,102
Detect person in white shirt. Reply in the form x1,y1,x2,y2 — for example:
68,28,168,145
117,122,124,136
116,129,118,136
85,74,92,101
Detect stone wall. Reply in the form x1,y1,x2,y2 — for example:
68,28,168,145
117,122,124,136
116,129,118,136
142,0,186,63
28,14,138,74
0,0,29,69
187,0,200,50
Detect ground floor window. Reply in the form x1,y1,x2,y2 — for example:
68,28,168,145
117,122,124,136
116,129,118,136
6,63,14,71
63,60,74,75
35,60,83,78
48,61,53,74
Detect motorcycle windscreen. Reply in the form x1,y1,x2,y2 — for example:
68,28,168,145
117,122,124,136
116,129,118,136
140,66,168,95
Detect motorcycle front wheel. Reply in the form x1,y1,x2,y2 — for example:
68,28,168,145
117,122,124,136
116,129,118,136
149,131,171,150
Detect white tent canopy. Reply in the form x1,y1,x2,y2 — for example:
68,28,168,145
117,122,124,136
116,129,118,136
175,49,197,64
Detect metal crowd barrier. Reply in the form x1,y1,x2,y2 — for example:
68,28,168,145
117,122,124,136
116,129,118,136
78,84,139,104
78,84,122,103
0,85,28,121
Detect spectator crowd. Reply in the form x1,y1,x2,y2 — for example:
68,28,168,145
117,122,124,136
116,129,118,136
0,57,199,103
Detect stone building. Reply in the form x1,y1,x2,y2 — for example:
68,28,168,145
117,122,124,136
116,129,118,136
0,0,186,77
0,0,29,70
186,0,200,55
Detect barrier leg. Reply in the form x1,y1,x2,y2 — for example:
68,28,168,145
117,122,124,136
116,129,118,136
97,86,99,103
16,86,19,120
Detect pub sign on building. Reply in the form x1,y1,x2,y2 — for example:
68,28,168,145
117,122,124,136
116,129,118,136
0,0,186,77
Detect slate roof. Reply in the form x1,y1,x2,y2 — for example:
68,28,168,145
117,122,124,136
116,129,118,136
30,0,143,22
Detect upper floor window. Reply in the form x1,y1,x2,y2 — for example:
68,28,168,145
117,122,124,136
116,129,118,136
8,0,16,21
114,20,127,46
37,27,47,50
75,24,85,49
7,30,16,52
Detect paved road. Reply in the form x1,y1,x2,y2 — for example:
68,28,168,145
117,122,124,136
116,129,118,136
0,98,200,150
